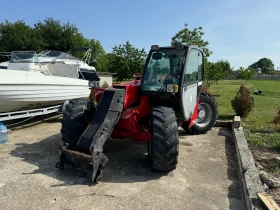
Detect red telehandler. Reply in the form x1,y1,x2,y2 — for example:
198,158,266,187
56,44,218,183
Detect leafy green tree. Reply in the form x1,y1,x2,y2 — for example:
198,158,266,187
108,41,147,81
87,39,107,71
0,20,43,53
249,58,274,74
34,17,80,51
204,59,215,80
0,18,107,71
56,33,107,71
102,53,114,70
34,18,108,71
171,24,212,57
205,59,232,84
213,60,232,84
237,67,255,80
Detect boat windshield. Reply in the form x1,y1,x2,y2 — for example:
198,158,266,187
142,49,186,91
37,50,65,58
37,50,79,60
10,51,37,63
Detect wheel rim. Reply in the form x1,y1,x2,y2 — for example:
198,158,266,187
196,102,213,127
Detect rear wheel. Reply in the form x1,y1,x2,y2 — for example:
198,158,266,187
182,93,218,134
60,98,95,147
149,107,179,172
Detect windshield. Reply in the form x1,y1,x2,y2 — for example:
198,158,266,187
37,50,69,58
142,49,186,91
10,51,37,63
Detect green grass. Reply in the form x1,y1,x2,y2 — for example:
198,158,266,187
210,80,280,151
210,80,248,120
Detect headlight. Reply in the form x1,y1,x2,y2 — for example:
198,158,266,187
167,84,178,93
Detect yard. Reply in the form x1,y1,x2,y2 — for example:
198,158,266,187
210,79,280,204
0,121,245,210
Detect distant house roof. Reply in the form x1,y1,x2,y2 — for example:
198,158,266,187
97,72,117,76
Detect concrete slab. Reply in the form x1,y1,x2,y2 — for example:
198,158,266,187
0,122,245,210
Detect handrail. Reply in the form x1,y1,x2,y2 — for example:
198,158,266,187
0,52,12,60
52,47,92,65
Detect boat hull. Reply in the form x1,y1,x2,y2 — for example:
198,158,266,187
0,70,90,113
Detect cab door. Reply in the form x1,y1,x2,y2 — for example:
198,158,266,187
181,48,203,120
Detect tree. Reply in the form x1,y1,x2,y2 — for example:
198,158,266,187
35,18,108,71
236,67,255,80
171,24,212,57
205,59,232,84
204,59,215,80
0,18,83,53
0,20,43,53
87,39,107,71
0,18,107,71
108,41,147,81
34,18,80,52
249,58,274,74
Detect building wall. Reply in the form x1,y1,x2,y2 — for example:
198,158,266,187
224,72,280,80
99,76,113,87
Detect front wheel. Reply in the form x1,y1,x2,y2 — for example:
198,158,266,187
182,93,218,134
60,98,95,146
149,107,179,172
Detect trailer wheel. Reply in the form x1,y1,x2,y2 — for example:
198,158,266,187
149,107,179,172
182,93,218,134
61,98,95,146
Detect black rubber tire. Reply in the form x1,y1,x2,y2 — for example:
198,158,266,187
182,93,218,134
149,107,179,172
61,98,94,146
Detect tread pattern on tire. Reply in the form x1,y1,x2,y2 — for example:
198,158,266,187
182,93,218,135
150,107,179,172
61,98,93,146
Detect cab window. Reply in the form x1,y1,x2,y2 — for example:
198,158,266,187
184,49,202,84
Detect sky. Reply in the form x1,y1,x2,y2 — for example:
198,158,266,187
1,0,279,69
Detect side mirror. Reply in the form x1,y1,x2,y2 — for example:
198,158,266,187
152,52,163,60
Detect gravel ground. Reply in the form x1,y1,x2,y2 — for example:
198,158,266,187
0,120,245,210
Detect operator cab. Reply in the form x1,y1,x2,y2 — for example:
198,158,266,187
140,44,204,121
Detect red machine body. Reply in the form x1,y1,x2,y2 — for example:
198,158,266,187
58,45,218,183
90,79,199,142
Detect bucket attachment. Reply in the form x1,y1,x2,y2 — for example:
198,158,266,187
57,88,125,183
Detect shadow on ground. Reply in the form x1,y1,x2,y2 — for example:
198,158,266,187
6,113,62,131
9,133,168,187
218,127,246,210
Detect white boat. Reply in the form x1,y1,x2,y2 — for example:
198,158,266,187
6,48,99,80
36,48,97,72
0,50,99,113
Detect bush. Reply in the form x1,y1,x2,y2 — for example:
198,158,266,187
273,110,280,124
231,85,254,117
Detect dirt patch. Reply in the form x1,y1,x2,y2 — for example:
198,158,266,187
250,145,280,205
